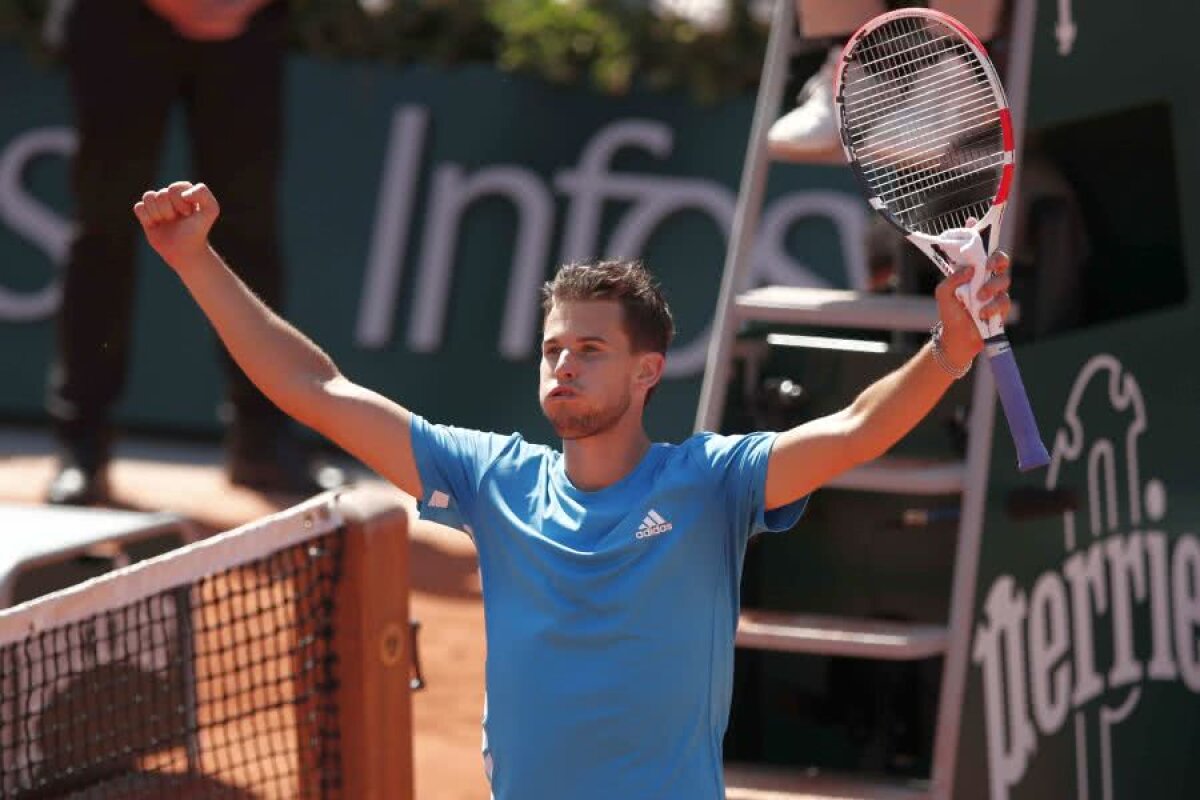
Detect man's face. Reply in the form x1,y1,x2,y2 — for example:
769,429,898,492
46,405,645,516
539,299,657,440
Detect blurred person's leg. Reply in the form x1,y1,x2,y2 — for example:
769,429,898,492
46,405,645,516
185,2,285,434
46,0,182,504
185,2,345,494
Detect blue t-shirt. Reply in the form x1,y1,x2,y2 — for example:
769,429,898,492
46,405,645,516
409,414,808,800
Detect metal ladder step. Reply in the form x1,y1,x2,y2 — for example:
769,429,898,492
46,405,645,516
725,763,930,800
734,288,939,331
826,456,965,495
736,610,948,660
736,286,1020,332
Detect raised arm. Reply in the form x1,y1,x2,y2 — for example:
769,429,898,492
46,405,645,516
134,181,423,498
763,252,1012,510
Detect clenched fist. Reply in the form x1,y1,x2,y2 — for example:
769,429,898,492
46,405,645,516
133,181,220,270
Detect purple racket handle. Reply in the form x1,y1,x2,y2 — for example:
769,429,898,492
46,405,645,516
984,335,1050,471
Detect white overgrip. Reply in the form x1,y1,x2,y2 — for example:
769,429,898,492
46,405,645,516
934,227,1002,339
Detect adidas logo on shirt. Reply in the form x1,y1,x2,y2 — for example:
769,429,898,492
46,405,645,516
635,509,673,539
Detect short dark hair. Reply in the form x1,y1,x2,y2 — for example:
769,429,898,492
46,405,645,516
541,259,675,355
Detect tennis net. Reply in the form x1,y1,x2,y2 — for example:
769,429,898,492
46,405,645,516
0,489,412,799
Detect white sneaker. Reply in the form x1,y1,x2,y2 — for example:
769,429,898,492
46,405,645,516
768,46,842,162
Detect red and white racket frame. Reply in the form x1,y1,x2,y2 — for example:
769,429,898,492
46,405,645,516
832,8,1049,471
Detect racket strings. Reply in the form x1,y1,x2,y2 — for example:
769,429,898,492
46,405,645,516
844,21,995,120
873,151,1006,208
839,17,1006,234
851,20,955,96
846,45,995,161
845,58,990,137
857,102,997,177
857,101,998,173
888,166,1003,226
878,156,1003,235
929,207,988,236
842,32,963,103
848,75,991,140
893,176,997,234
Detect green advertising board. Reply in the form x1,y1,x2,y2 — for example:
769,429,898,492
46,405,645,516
959,324,1200,799
0,45,863,445
954,0,1200,797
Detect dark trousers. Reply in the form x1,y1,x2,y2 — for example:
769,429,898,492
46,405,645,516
47,0,288,446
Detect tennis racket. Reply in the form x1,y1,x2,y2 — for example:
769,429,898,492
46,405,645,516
832,8,1050,472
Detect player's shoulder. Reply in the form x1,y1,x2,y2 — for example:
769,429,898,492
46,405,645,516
666,431,780,488
415,415,548,466
475,427,555,465
499,431,556,463
676,430,724,459
676,429,776,458
670,430,773,473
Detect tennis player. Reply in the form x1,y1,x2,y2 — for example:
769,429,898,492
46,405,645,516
134,181,1011,799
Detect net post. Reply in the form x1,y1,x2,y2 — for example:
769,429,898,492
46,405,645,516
332,486,415,798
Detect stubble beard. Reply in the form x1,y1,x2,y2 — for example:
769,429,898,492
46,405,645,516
544,391,632,440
